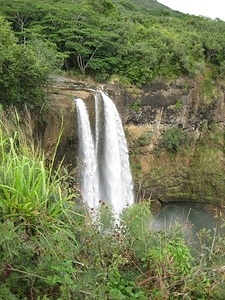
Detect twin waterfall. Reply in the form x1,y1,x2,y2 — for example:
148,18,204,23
76,91,134,216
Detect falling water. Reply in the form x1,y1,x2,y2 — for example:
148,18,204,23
98,91,134,215
76,91,134,216
75,98,99,209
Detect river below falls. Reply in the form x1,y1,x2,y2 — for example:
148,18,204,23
150,202,221,248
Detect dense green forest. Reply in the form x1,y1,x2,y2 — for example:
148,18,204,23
1,0,225,96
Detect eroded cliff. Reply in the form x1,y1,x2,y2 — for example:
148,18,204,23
40,75,225,208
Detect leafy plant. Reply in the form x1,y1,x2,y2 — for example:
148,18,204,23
137,131,152,146
162,126,188,152
0,16,63,109
199,78,217,105
131,99,141,112
172,99,183,110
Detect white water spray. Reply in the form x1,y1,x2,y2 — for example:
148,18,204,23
98,91,134,215
75,98,99,210
76,91,134,216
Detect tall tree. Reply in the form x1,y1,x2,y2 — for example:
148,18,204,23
0,16,62,108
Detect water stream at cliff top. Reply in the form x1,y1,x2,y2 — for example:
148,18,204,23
75,91,134,216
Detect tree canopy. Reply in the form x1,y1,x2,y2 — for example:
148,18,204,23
0,0,225,87
0,15,63,108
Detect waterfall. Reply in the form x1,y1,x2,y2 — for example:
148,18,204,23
75,98,99,210
75,91,134,216
98,91,134,214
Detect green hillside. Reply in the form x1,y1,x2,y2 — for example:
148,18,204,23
114,0,176,13
0,0,225,93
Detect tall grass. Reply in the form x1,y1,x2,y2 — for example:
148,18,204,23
0,107,76,223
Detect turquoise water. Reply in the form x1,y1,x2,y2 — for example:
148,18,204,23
151,203,218,247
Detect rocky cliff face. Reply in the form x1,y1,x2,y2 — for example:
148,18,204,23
40,75,225,208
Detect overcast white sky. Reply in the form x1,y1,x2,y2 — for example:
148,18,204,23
157,0,225,21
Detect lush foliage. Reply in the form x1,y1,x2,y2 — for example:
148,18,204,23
0,108,74,223
0,16,63,109
162,126,188,152
0,0,225,85
0,110,225,299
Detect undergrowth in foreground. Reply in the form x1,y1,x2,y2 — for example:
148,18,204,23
0,109,225,299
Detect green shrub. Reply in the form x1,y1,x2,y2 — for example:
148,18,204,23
0,16,63,109
199,78,217,105
162,126,188,152
172,99,183,110
131,99,141,112
137,131,152,146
